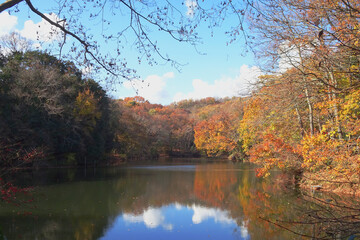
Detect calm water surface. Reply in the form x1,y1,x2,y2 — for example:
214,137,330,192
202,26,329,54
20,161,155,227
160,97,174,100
0,161,339,239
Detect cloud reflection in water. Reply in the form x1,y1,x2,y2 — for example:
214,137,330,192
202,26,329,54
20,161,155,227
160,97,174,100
190,204,234,224
121,203,248,237
101,203,250,239
123,208,173,231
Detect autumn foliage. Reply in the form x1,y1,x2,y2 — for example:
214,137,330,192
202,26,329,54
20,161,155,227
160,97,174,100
193,98,245,159
232,0,360,192
1,0,360,195
111,96,197,159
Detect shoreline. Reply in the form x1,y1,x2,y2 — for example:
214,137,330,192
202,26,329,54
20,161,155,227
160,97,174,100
300,173,360,197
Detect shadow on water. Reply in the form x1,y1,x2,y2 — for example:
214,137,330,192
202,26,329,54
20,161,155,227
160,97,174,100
0,161,358,239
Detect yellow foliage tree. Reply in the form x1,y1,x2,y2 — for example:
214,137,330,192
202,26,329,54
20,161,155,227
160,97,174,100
73,89,101,134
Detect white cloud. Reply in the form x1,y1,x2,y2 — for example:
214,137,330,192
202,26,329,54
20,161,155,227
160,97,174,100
174,65,262,102
277,41,301,73
0,12,18,36
0,11,63,51
19,13,63,42
174,202,183,210
185,0,198,16
81,65,93,77
277,40,315,73
190,204,235,225
123,72,174,103
240,221,249,239
123,207,173,231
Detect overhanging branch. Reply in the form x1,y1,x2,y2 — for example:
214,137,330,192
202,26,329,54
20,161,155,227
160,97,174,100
0,0,23,13
24,0,124,78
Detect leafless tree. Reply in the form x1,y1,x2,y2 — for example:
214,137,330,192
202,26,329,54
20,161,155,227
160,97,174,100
0,0,249,85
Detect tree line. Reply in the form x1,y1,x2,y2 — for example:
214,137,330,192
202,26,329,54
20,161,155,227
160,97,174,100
1,44,360,196
0,51,114,167
0,50,245,168
1,0,359,194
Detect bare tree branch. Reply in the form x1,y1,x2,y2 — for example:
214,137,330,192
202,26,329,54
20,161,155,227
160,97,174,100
0,0,23,13
24,0,123,78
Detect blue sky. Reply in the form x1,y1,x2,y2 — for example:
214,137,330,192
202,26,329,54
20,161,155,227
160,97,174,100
0,0,261,105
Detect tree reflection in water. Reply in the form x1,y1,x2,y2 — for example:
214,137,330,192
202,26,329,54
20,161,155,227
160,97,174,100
0,162,358,239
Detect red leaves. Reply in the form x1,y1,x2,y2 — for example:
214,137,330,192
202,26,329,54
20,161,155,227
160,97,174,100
0,178,33,206
248,134,303,177
0,141,46,167
22,148,45,163
255,168,267,177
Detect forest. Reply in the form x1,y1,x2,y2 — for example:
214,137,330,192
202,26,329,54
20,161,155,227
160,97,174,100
0,49,244,167
0,1,360,239
0,0,359,196
0,47,359,196
1,36,360,195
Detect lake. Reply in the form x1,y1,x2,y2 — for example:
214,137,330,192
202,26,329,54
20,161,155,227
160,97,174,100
0,161,356,239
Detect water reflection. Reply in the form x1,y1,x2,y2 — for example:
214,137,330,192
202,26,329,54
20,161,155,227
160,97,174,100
103,203,247,240
121,204,236,229
123,207,174,230
0,162,355,239
190,204,234,224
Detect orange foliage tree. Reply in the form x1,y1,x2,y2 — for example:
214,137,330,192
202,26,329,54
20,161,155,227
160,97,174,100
112,96,195,159
194,113,237,156
238,74,306,177
233,0,360,192
193,98,244,159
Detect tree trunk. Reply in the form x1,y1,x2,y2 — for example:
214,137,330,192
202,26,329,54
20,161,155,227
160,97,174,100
328,71,342,140
295,107,305,137
304,86,314,136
